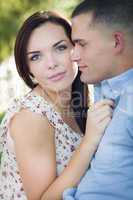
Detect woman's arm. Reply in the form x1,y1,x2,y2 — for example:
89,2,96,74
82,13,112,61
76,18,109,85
10,108,56,200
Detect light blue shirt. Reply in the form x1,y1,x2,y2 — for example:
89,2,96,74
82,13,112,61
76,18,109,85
63,69,133,200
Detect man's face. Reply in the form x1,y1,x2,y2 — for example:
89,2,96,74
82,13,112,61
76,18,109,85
71,13,117,84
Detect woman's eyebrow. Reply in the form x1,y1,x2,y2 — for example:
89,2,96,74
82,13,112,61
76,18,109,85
53,40,66,48
27,51,40,55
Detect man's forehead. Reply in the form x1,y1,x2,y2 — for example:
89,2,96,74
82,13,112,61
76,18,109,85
71,13,107,43
71,20,92,42
72,14,94,36
72,13,93,28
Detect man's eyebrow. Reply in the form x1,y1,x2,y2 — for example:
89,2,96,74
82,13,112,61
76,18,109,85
53,40,66,47
72,39,84,44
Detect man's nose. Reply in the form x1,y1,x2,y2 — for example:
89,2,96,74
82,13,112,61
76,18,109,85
71,45,81,62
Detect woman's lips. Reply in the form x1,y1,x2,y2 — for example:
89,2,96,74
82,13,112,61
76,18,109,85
48,71,66,82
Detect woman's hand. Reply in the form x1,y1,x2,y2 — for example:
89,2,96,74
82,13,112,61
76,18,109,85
84,99,114,148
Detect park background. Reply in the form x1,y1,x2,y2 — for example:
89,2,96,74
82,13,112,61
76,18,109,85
0,0,81,123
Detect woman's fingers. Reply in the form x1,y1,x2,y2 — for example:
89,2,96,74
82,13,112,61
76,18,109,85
85,99,114,144
89,105,113,123
90,99,114,110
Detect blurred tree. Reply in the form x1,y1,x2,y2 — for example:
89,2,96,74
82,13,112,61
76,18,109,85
0,112,5,123
0,0,81,63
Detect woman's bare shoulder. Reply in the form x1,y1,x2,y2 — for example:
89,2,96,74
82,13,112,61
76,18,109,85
10,108,54,140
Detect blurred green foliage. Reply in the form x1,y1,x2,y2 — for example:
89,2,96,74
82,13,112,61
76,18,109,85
0,112,5,124
0,0,81,63
0,112,5,163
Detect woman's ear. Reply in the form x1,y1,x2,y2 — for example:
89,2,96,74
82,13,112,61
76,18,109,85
113,31,125,54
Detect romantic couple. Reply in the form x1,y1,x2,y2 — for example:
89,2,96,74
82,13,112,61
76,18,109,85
0,0,133,199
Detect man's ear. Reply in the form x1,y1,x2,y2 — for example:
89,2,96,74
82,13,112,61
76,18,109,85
113,31,125,54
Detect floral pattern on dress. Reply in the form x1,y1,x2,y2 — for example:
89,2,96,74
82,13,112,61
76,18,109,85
0,91,82,199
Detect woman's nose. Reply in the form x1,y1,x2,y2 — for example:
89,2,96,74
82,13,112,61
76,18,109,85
46,54,57,70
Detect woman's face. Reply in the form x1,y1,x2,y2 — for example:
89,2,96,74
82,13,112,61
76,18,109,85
26,22,78,92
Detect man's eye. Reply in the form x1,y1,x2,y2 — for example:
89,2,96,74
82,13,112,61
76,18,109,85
79,42,86,47
56,45,67,51
30,54,40,61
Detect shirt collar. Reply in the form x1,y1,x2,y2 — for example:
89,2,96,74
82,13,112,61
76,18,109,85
105,68,133,93
94,68,133,101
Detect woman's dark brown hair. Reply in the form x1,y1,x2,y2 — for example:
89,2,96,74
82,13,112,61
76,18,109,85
14,11,88,133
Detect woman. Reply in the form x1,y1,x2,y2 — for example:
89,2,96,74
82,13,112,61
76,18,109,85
0,11,113,200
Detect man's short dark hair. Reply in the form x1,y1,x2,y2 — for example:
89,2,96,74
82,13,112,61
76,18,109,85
72,0,133,34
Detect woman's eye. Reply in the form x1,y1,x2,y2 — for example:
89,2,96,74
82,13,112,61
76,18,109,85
56,45,67,51
30,54,40,61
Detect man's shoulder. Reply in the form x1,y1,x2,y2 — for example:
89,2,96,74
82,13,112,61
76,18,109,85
118,80,133,118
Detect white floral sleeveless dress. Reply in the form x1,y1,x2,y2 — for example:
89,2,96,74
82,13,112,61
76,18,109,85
0,91,82,200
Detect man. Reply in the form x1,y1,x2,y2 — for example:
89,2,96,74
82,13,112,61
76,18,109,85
63,0,133,199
